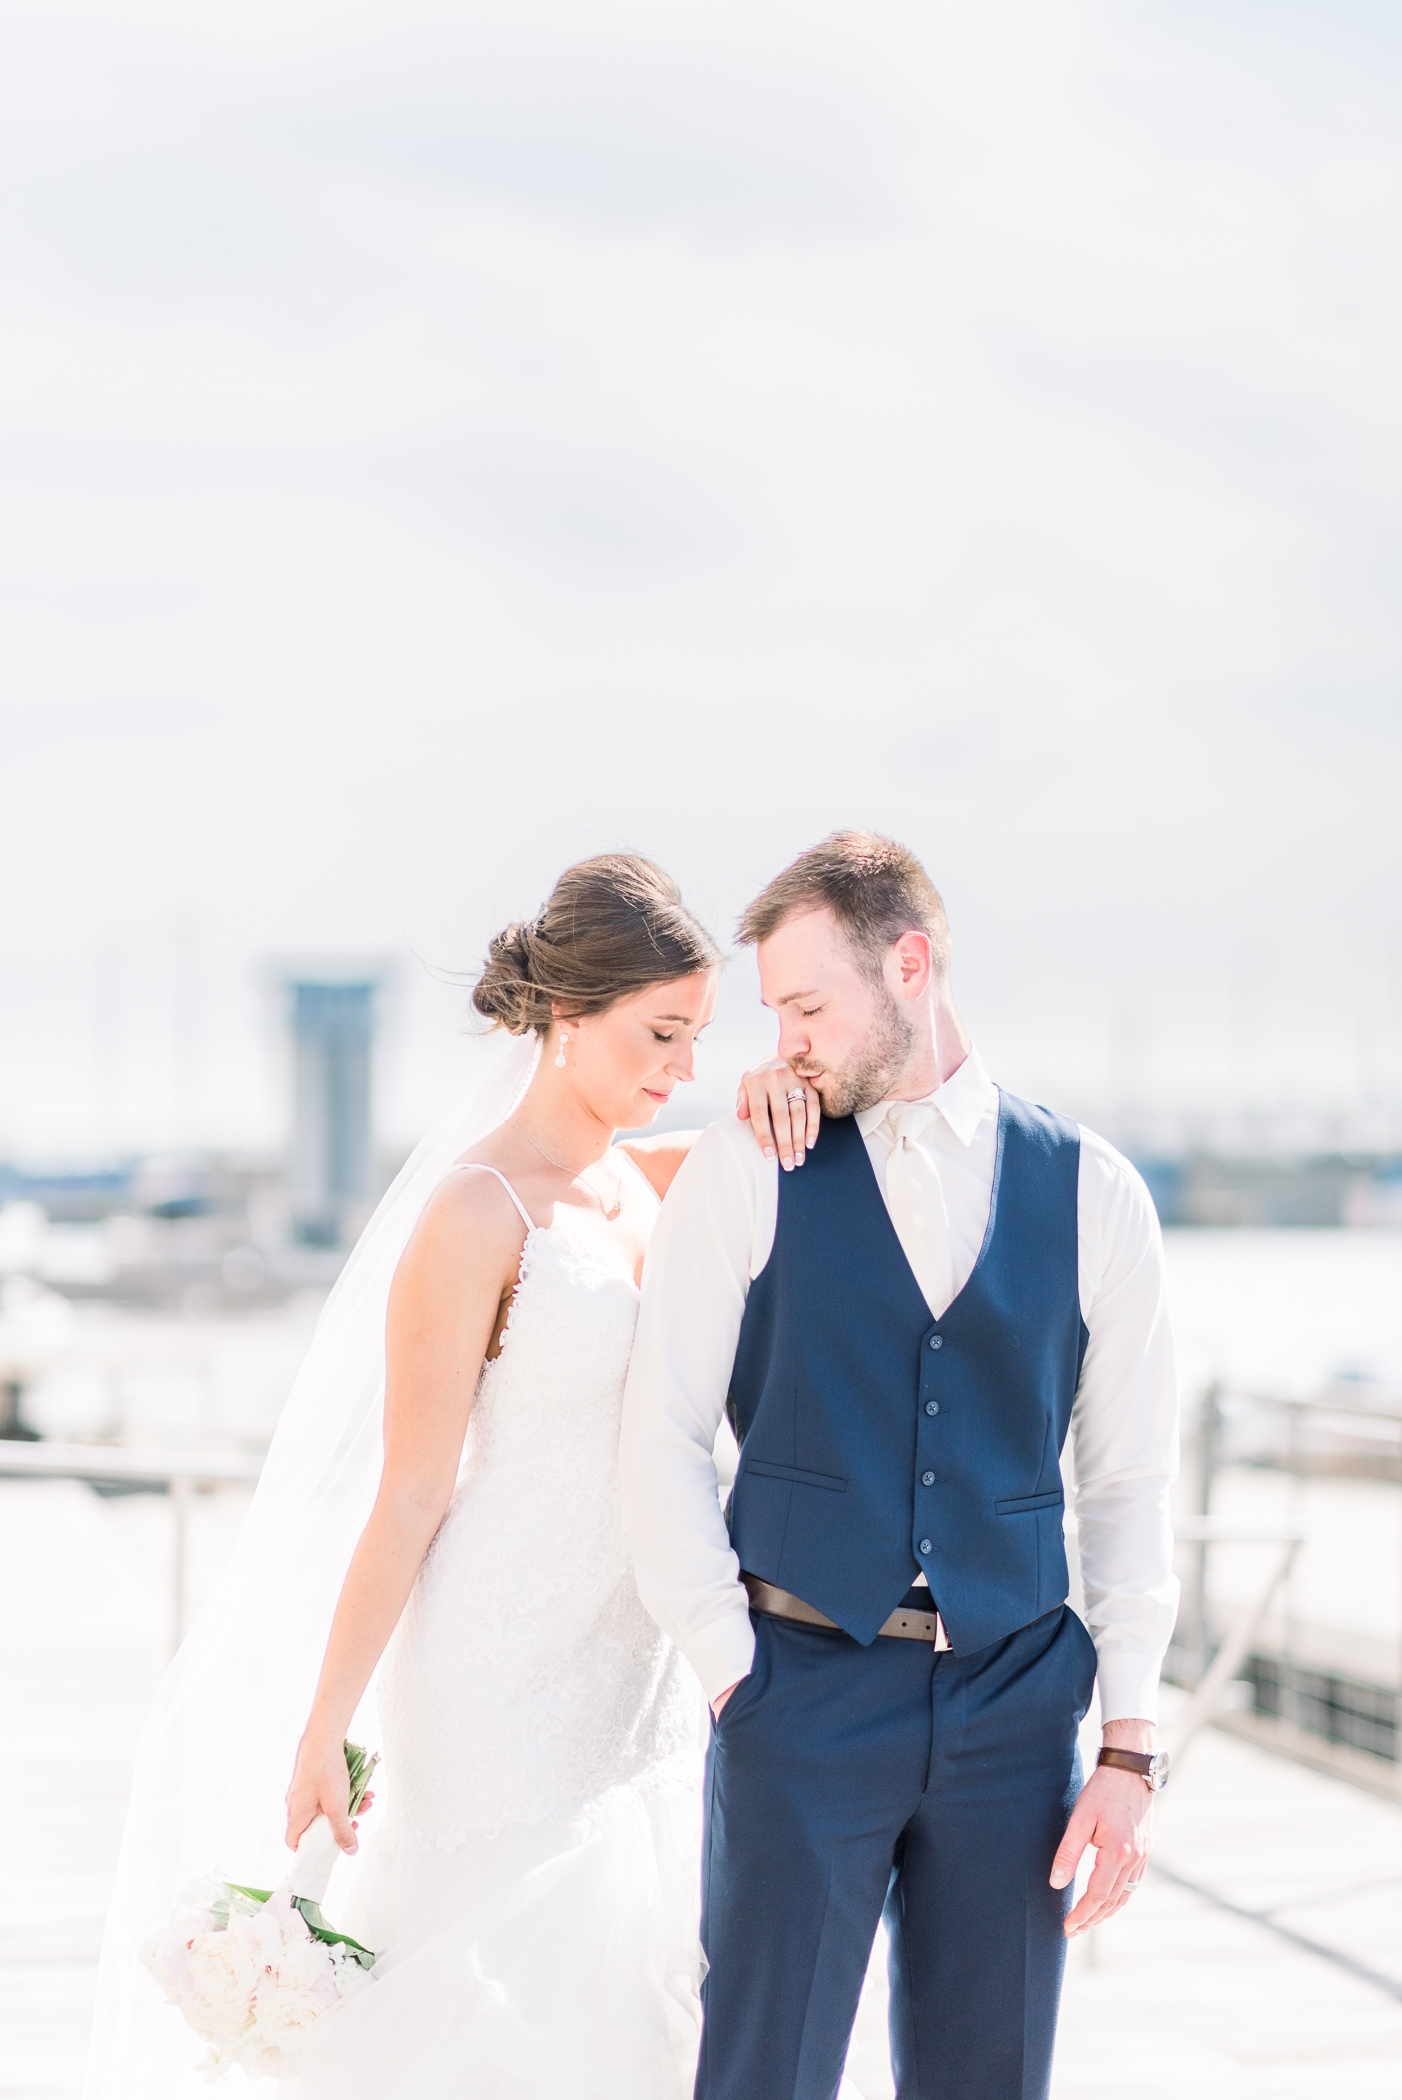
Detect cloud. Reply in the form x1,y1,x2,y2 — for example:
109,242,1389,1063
0,0,1397,1150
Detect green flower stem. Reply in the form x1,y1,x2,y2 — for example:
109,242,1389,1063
344,1739,380,1819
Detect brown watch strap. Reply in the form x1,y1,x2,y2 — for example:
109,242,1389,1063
1097,1747,1154,1778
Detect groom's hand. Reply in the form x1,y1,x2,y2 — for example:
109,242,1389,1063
737,1058,821,1171
1050,1718,1155,1935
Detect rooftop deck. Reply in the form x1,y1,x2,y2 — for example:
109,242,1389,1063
4,1478,1401,2099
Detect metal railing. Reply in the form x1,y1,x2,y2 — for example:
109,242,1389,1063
1195,1379,1402,1497
1176,1378,1402,1782
0,1440,263,1655
1190,1378,1402,1666
1168,1518,1305,1759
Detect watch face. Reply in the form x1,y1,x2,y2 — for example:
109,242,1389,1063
1148,1751,1170,1791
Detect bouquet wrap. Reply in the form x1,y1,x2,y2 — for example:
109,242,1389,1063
286,1815,342,1906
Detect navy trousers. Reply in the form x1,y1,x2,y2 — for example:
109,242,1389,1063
696,1603,1097,2100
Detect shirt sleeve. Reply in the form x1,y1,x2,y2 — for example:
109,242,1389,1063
619,1120,763,1702
1070,1130,1182,1724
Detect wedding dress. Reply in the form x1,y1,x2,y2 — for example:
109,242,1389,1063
287,1161,705,2098
84,1036,706,2100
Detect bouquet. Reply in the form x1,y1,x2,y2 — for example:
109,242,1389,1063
142,1741,380,2081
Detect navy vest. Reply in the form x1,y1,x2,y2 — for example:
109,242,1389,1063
725,1090,1088,1655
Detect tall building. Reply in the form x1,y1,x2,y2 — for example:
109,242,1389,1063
286,979,378,1246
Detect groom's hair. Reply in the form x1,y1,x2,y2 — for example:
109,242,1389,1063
737,830,950,981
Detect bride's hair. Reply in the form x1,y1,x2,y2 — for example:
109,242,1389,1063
473,853,720,1035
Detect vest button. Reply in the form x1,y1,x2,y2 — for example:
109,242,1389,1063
921,1471,936,1486
925,1401,939,1415
919,1539,933,1555
929,1335,943,1350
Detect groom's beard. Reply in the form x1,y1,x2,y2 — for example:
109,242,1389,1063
800,988,915,1119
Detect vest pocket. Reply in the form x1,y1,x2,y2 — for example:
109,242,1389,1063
742,1459,847,1493
994,1489,1064,1515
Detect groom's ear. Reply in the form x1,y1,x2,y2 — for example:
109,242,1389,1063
888,929,934,999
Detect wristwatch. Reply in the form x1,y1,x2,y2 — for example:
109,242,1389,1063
1097,1746,1170,1792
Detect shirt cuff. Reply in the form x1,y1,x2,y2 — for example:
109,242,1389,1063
1093,1646,1163,1726
684,1600,757,1705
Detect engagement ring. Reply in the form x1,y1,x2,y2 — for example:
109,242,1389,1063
785,1088,807,1103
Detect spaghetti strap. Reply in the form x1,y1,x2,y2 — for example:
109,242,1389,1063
475,1166,538,1235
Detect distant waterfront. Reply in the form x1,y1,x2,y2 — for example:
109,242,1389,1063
1163,1229,1402,1395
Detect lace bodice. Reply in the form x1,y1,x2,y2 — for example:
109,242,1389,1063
377,1202,701,1846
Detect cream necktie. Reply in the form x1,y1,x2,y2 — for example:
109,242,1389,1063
880,1101,956,1318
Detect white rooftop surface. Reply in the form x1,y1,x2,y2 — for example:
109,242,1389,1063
4,1477,1402,2099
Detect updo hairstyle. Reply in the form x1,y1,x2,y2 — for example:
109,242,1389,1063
473,854,721,1037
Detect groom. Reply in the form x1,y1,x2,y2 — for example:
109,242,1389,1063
620,831,1179,2100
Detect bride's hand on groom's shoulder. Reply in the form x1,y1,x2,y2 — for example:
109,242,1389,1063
736,1059,820,1172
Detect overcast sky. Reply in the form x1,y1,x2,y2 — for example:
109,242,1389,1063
2,0,1399,1157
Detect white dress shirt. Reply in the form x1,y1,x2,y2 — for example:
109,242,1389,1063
619,1046,1180,1724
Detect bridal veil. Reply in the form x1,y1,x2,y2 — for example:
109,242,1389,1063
83,1032,540,2099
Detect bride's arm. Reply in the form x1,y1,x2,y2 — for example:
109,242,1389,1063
284,1169,527,1855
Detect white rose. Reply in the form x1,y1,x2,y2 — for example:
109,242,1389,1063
141,1896,220,2002
185,1998,254,2049
186,1930,259,2021
274,1930,339,2000
251,1979,331,2051
226,1907,268,1957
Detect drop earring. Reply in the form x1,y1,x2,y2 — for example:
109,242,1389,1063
555,1030,568,1069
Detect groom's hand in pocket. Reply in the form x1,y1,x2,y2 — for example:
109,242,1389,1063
737,1059,821,1172
710,1680,743,1721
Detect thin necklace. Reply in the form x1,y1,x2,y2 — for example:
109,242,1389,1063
506,1120,623,1222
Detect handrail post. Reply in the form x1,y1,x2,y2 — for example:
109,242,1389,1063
170,1473,192,1658
1193,1381,1222,1681
1169,1534,1304,1760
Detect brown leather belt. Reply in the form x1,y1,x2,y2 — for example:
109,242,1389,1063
742,1572,952,1650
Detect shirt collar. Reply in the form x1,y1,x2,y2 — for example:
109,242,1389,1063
854,1043,996,1151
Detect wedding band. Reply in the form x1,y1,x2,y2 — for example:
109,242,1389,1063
785,1088,807,1103
1125,1882,1142,1894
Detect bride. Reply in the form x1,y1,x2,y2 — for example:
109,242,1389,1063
286,852,726,2097
85,852,815,2100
